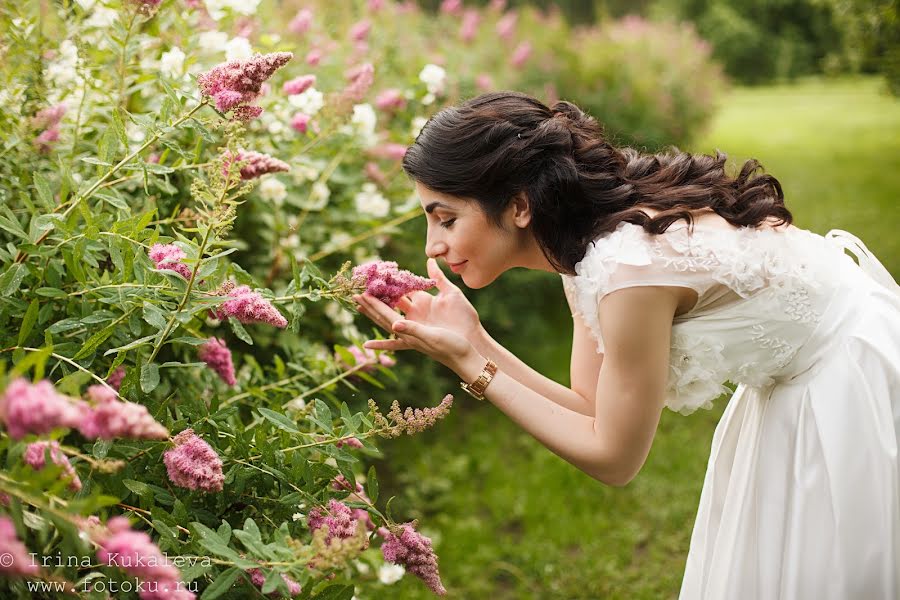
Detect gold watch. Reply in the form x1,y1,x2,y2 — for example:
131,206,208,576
459,358,498,401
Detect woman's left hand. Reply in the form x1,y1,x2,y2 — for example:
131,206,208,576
355,293,478,374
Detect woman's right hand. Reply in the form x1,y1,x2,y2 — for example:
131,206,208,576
356,258,484,352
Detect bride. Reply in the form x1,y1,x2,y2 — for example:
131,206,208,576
353,91,900,599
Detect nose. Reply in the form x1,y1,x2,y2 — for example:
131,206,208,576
425,225,448,259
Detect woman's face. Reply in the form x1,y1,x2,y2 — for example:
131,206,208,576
416,181,539,288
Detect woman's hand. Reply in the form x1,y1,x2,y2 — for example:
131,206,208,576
353,258,484,371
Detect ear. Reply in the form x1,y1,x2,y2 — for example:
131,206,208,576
509,191,532,229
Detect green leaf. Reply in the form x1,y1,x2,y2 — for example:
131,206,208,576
112,108,128,148
33,172,53,206
18,299,39,346
142,302,168,330
201,567,240,600
258,408,300,434
140,362,160,393
229,318,253,345
123,479,151,498
314,585,355,600
35,287,66,298
366,465,378,504
0,263,28,297
72,321,117,360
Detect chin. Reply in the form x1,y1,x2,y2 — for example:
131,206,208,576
460,268,499,289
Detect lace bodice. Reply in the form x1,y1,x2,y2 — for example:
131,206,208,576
561,221,867,415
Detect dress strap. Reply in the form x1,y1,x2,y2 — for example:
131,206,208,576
825,229,900,297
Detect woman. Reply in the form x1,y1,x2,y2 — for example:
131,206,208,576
353,91,900,598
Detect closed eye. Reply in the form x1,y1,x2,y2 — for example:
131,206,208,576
439,218,456,229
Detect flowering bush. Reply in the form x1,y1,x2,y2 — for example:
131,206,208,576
0,0,724,597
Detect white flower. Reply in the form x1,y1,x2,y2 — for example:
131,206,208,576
286,397,306,412
197,31,229,54
159,47,186,78
74,0,96,9
309,181,330,207
418,63,446,95
377,563,405,585
267,119,285,135
348,103,378,147
291,164,320,185
324,457,338,468
259,177,287,204
288,87,325,116
292,512,304,521
354,183,390,218
204,0,260,20
84,6,118,29
225,36,253,61
410,116,428,140
422,92,435,105
45,40,80,88
281,234,300,249
353,560,371,575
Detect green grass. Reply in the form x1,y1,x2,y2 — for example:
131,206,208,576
361,77,900,599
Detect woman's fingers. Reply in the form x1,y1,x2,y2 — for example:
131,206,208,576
427,258,457,292
363,339,410,351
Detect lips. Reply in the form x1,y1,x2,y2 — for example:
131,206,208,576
448,260,467,273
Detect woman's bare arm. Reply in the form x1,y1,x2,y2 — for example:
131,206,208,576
454,285,679,486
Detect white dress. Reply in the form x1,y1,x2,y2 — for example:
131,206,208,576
561,220,900,599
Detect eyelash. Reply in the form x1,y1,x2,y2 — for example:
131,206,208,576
439,218,457,229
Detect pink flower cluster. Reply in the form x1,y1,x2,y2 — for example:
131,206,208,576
80,385,169,440
337,345,396,374
198,337,236,386
288,8,313,35
351,261,436,308
197,52,293,116
335,436,364,449
283,75,315,96
375,88,407,113
331,475,375,530
460,9,481,42
107,366,127,390
440,0,462,15
349,20,371,42
0,378,83,439
148,243,193,279
510,41,532,68
32,103,66,152
247,567,302,597
308,499,360,544
379,523,446,595
496,12,517,40
163,429,224,493
223,150,290,181
368,143,408,161
214,283,288,328
0,378,168,442
0,517,39,577
24,441,82,491
97,517,195,600
291,113,311,134
342,63,374,103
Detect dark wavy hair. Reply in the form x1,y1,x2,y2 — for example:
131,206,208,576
401,91,792,275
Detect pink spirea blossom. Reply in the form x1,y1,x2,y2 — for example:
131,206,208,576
351,261,436,308
247,567,302,597
496,12,517,40
223,150,290,180
349,20,371,42
80,385,169,440
335,436,364,449
107,366,126,391
379,523,446,595
368,143,408,161
148,243,193,279
510,41,532,68
460,9,481,42
32,103,66,129
34,126,61,152
490,0,507,11
198,337,236,386
283,75,315,96
374,88,407,112
367,0,385,10
197,52,292,114
97,517,195,600
288,8,313,35
440,0,462,15
290,113,311,134
231,105,264,121
214,284,288,328
365,162,387,186
163,429,224,493
305,49,323,66
24,441,82,491
0,517,39,577
308,499,359,544
342,63,374,103
476,73,494,91
0,378,84,440
329,474,374,529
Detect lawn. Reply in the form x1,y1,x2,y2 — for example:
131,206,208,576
365,76,900,599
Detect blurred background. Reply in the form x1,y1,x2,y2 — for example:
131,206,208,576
364,0,900,598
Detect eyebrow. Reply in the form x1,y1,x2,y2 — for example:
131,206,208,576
424,201,455,214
